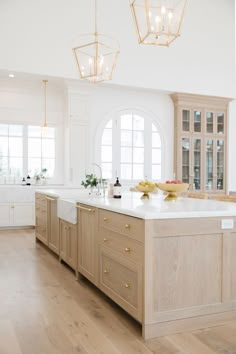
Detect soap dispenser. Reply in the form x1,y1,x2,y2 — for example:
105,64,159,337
26,175,31,186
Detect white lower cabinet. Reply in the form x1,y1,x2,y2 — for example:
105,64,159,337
0,203,34,227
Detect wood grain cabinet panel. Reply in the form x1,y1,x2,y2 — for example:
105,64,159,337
47,197,59,255
99,209,144,242
59,219,77,272
99,246,142,321
77,204,98,285
98,228,143,264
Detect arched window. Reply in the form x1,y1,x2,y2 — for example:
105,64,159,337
100,112,162,182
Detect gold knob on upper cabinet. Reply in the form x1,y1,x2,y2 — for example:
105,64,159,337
103,238,108,242
104,269,109,274
124,247,131,252
124,283,131,288
125,224,130,229
103,217,108,221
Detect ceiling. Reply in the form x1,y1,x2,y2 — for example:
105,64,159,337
0,0,235,97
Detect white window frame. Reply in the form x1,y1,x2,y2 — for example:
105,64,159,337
0,122,63,184
96,108,164,184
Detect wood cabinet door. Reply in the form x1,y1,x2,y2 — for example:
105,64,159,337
35,205,48,245
59,220,68,262
78,204,98,285
47,198,59,255
67,224,77,270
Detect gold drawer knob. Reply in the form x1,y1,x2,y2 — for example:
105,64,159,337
125,224,131,229
103,217,108,221
124,283,131,289
104,269,109,274
103,238,108,242
124,247,131,252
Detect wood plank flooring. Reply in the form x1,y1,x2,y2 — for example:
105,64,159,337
0,229,236,354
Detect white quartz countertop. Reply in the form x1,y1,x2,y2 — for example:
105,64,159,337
36,189,236,219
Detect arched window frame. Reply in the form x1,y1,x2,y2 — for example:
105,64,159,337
95,108,165,184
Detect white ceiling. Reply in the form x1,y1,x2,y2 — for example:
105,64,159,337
0,0,235,97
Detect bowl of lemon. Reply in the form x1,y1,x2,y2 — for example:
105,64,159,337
134,180,158,199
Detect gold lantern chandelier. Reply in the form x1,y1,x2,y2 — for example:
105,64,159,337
130,0,188,46
72,0,120,83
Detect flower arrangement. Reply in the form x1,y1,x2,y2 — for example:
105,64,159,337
81,174,99,188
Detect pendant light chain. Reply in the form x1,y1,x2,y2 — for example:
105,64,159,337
43,80,48,127
95,0,97,34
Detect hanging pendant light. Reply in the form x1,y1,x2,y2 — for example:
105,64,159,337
130,0,188,46
72,0,120,83
42,80,48,135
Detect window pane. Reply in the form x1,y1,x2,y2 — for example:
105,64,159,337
42,159,55,177
102,129,112,145
9,137,23,157
133,164,144,179
9,157,23,177
152,149,161,164
0,157,8,176
133,115,144,130
0,124,8,136
101,146,112,162
121,115,132,130
121,147,132,163
152,133,161,148
9,125,23,136
0,137,8,156
152,165,161,180
28,126,41,137
133,148,144,163
42,139,55,158
44,127,55,138
133,131,144,147
101,163,112,179
28,138,41,157
121,164,132,179
121,131,132,146
152,124,157,132
105,120,112,129
28,158,41,176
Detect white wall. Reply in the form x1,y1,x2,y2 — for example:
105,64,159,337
0,0,234,97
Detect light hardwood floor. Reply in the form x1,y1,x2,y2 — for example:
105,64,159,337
1,229,236,354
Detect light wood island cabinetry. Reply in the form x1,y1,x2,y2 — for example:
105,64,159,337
59,219,77,273
35,193,59,255
77,204,98,286
98,209,144,321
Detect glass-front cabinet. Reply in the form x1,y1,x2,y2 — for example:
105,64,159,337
172,94,230,193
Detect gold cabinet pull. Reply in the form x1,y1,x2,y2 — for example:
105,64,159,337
76,205,95,212
104,269,109,274
124,283,131,288
124,247,131,252
103,217,108,221
103,238,108,242
125,224,131,229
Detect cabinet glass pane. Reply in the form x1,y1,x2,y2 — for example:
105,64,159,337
193,139,201,190
194,111,201,132
182,110,190,132
205,139,214,191
217,113,224,134
217,140,224,190
206,112,213,133
182,138,190,183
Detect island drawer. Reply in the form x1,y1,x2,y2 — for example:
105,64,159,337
98,209,144,242
99,246,142,321
98,228,143,264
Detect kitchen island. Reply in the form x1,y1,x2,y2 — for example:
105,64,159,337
35,190,236,339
